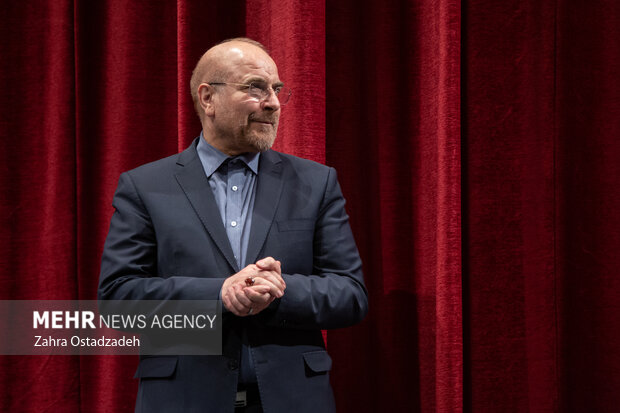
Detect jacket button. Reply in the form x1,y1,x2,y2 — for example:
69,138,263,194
228,359,239,370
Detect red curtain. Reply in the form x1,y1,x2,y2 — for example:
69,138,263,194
1,0,618,412
464,1,620,411
326,1,462,411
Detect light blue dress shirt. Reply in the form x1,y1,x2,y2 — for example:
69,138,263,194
197,134,259,268
196,134,260,383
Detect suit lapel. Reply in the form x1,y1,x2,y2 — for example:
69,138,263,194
246,150,284,266
174,140,239,272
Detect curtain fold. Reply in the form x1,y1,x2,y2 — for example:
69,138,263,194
463,0,558,411
73,1,179,410
1,1,619,412
555,1,620,410
0,1,81,411
325,1,461,411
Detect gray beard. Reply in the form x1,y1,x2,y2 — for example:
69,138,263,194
246,133,276,152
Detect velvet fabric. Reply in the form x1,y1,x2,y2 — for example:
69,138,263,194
1,0,618,411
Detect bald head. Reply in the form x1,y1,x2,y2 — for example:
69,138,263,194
190,38,272,120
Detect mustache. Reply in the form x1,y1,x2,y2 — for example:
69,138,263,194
248,114,276,124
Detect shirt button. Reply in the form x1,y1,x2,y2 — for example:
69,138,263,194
231,221,237,227
232,185,238,191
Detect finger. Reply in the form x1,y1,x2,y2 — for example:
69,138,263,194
256,257,279,272
253,271,286,293
233,284,254,308
244,284,271,295
252,295,276,314
275,261,285,287
223,292,244,316
262,259,282,279
221,282,239,314
226,295,246,316
253,268,283,284
252,275,284,297
244,288,274,304
222,293,234,313
227,286,250,315
238,264,285,289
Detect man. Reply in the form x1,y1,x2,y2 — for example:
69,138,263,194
99,38,368,413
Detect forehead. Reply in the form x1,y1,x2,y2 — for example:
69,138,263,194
223,44,280,82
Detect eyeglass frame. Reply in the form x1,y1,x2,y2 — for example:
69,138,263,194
206,81,292,105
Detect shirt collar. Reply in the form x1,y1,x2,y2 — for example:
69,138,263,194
197,132,260,177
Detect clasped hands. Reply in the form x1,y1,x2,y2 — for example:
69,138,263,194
221,257,285,317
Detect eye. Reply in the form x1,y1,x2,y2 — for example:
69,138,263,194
273,86,283,95
251,82,269,92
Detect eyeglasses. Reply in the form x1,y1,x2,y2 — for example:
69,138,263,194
207,82,292,105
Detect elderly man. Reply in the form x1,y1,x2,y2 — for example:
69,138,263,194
99,38,368,413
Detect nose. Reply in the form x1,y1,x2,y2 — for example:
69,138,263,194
261,88,281,111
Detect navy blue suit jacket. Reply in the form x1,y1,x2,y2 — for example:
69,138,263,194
99,138,368,412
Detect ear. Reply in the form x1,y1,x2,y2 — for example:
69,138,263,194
197,83,215,117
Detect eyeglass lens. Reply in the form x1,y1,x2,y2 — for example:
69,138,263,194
249,83,291,105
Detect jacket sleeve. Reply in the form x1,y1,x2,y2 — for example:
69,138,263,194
98,172,225,302
262,167,369,330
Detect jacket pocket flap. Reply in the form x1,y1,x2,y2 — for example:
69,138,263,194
134,356,178,379
277,219,314,231
303,351,332,373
